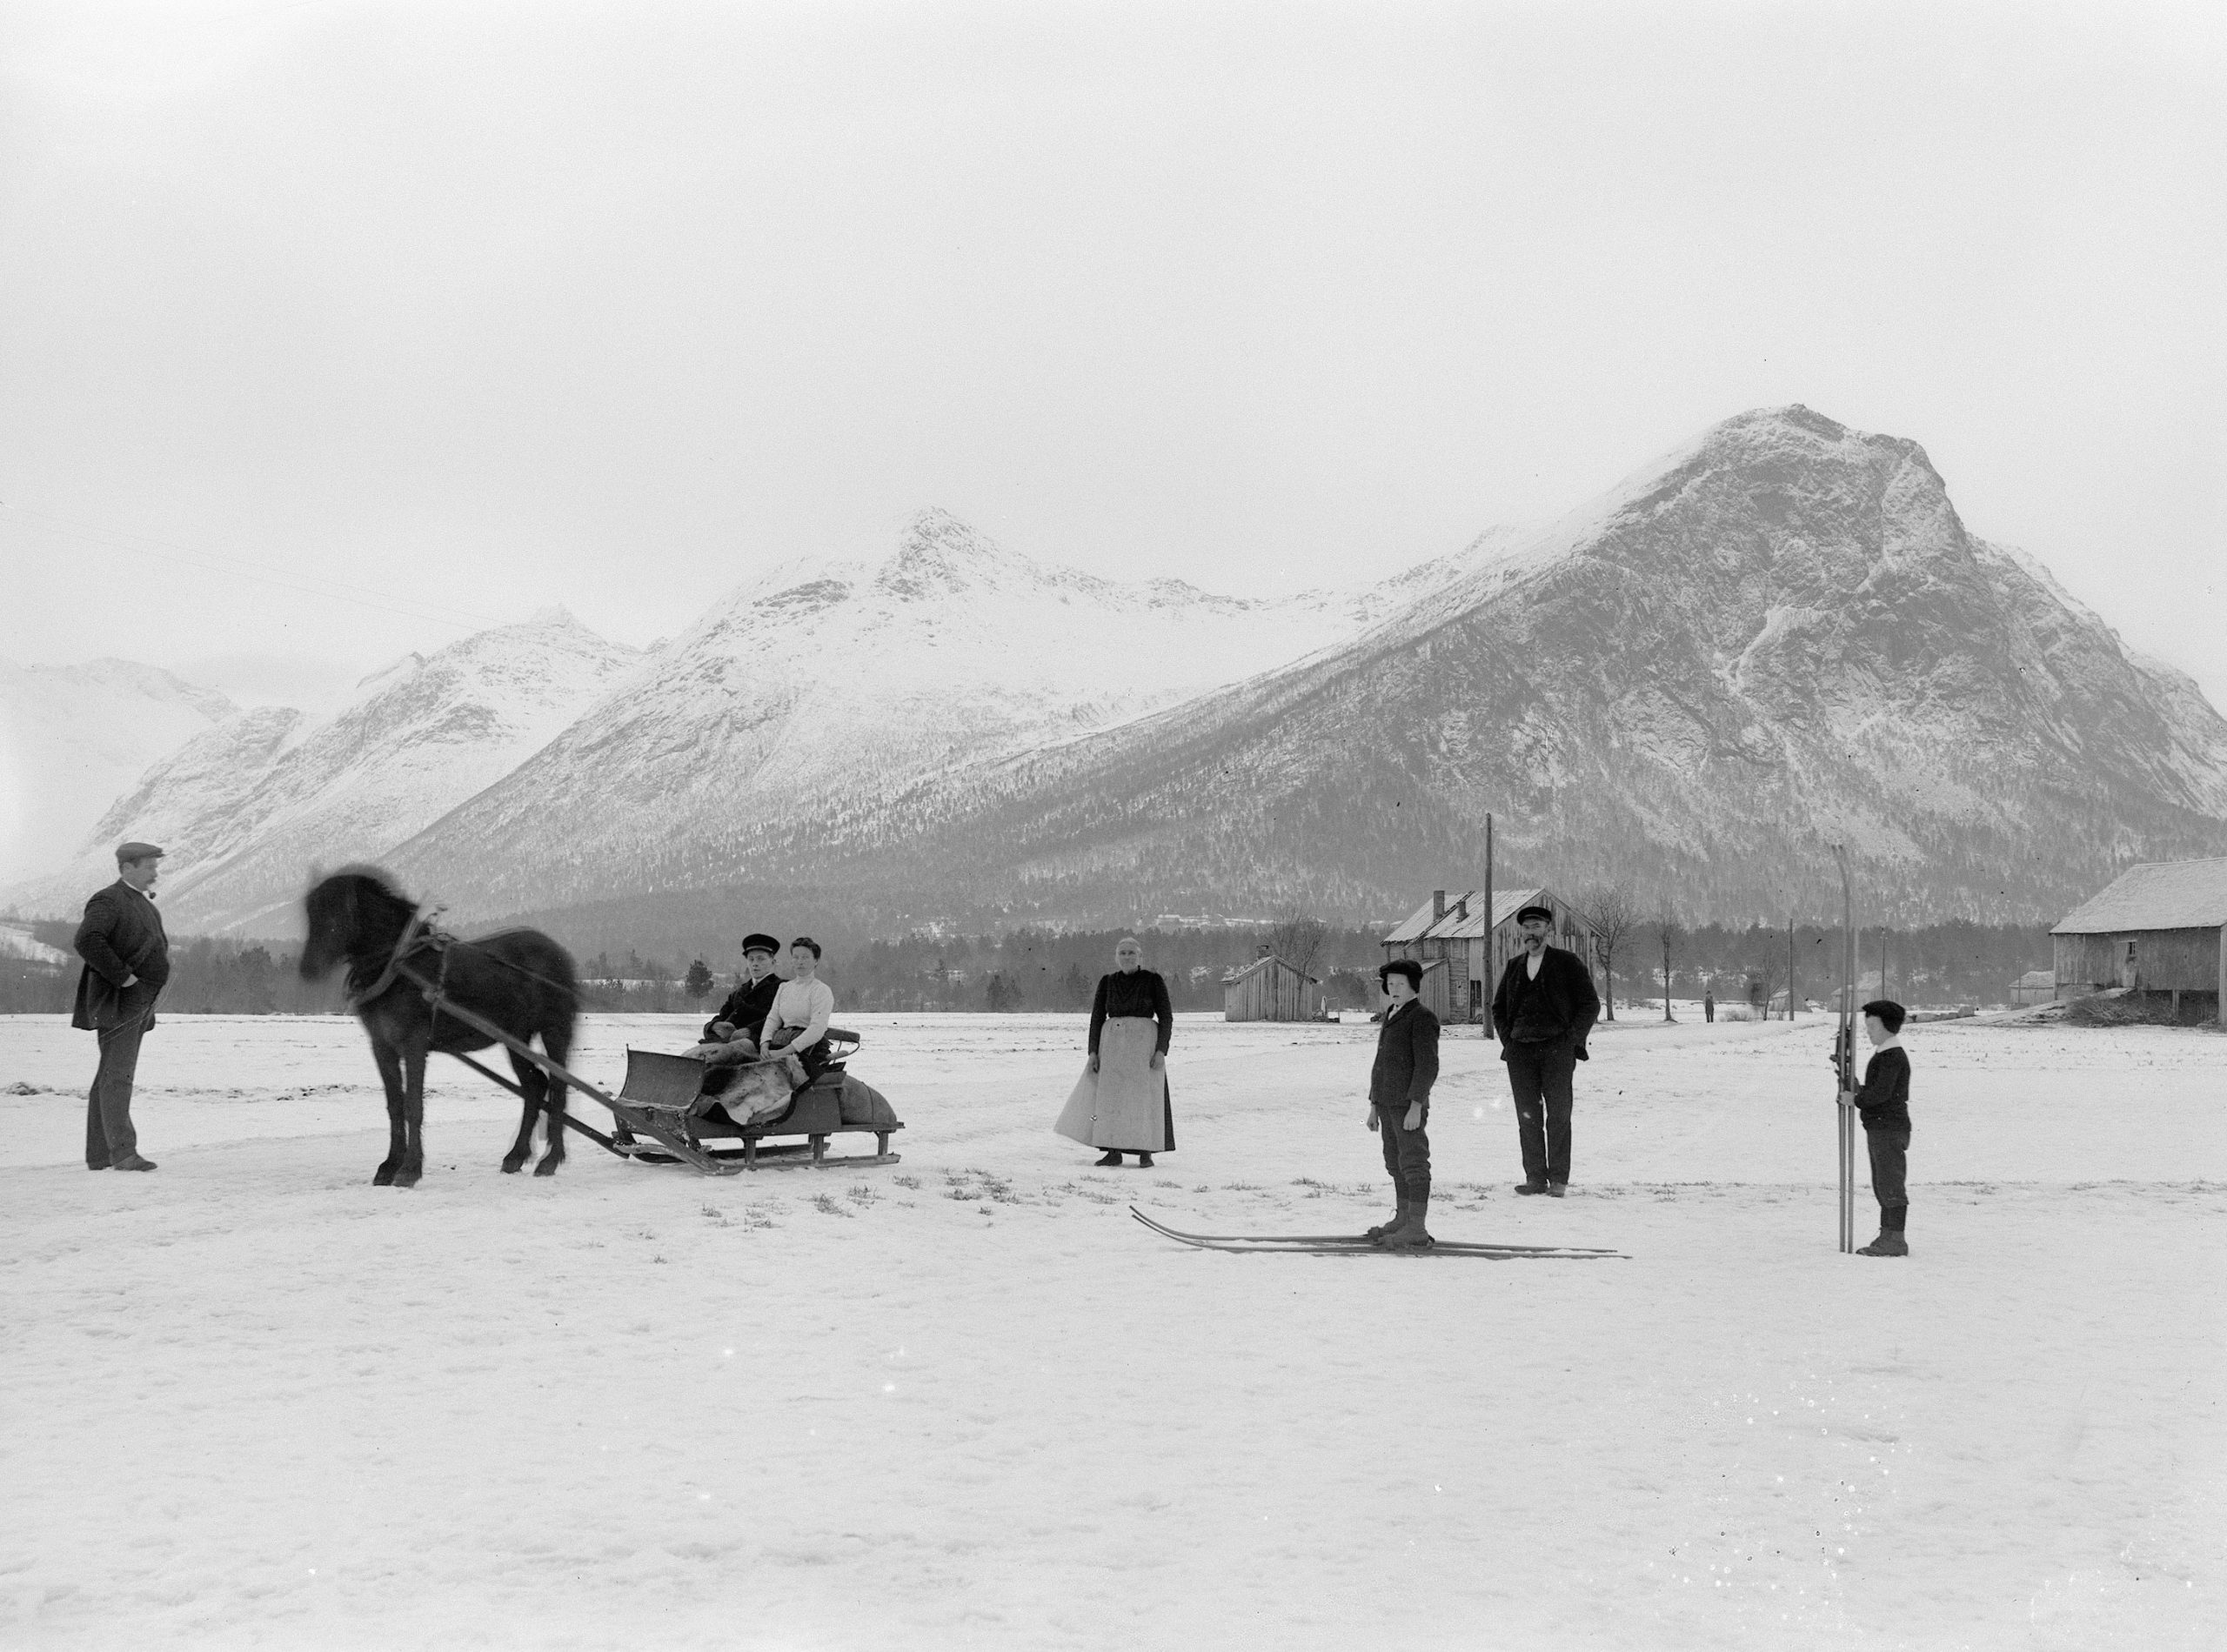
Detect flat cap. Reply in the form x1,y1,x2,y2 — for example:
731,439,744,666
1515,903,1554,925
740,932,781,956
115,841,166,863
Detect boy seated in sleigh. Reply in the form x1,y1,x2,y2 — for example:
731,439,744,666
686,932,786,1072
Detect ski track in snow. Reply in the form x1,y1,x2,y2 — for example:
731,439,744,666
1,1012,2221,1649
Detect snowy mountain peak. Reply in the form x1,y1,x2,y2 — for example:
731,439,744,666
3,613,644,931
873,508,1049,600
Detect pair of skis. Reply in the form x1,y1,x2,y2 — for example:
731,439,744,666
1833,846,1857,1254
1130,1207,1625,1261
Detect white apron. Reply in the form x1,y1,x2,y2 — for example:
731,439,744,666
1054,1016,1170,1152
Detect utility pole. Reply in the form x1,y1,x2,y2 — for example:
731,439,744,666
1481,812,1495,1036
1786,914,1796,1020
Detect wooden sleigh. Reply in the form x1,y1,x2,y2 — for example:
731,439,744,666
603,1033,905,1171
401,972,903,1178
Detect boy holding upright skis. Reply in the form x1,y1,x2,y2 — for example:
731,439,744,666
1840,999,1913,1256
1365,960,1441,1249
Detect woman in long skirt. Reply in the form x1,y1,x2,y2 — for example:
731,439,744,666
1055,935,1175,1167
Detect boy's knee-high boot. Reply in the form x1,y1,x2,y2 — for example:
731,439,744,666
1379,1187,1434,1248
1363,1194,1408,1241
1857,1205,1909,1256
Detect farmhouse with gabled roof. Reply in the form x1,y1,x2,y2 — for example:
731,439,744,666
1381,886,1602,1027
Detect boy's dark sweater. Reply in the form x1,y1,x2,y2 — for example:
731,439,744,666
1854,1045,1911,1132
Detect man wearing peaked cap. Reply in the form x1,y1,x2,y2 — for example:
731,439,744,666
1489,899,1601,1197
71,842,172,1171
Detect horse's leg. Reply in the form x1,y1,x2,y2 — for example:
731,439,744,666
502,1048,546,1174
395,1042,428,1187
370,1037,408,1187
532,1025,571,1177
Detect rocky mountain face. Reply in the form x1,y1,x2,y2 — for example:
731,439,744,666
15,409,2224,944
704,407,2227,930
0,659,237,886
6,611,640,933
381,509,1443,922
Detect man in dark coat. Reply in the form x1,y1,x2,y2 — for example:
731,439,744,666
1490,902,1601,1197
73,842,171,1172
1366,959,1441,1247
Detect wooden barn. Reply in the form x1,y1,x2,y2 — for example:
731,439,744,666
1380,886,1602,1026
1222,953,1321,1022
2050,859,2227,1014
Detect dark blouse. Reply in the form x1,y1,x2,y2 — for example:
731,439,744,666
1089,968,1174,1055
701,972,783,1043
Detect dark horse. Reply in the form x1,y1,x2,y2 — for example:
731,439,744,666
299,866,580,1185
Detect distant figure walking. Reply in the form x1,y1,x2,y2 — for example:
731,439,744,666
1056,936,1174,1167
1490,901,1602,1197
1364,959,1440,1247
1703,987,1715,1023
73,842,171,1172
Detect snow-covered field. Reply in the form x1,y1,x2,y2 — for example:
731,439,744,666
3,1010,2221,1650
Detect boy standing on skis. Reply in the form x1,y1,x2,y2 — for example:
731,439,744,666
1365,960,1440,1249
1840,999,1913,1256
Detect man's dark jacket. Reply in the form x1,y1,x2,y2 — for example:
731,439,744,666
72,881,171,1033
701,972,783,1043
1491,946,1601,1060
1370,999,1441,1109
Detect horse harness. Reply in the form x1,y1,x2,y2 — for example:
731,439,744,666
345,905,572,1027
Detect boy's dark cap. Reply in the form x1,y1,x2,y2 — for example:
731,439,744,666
1861,999,1907,1033
740,933,780,957
1379,959,1423,988
1515,903,1554,925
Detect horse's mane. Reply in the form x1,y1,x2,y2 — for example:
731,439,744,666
324,863,415,906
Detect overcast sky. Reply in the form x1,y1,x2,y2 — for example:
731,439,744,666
3,0,2222,709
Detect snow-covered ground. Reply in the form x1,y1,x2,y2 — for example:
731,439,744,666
2,1010,2221,1650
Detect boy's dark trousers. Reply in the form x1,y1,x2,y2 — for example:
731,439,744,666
1505,1034,1578,1184
1866,1125,1910,1233
1379,1104,1430,1206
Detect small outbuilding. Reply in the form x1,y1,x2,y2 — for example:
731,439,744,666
2050,858,2227,1015
2010,969,2056,1007
1222,953,1321,1022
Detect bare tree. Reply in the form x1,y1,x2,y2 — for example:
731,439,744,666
1651,895,1682,1022
1573,877,1639,1020
1264,907,1329,980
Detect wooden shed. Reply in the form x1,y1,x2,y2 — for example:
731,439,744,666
1381,886,1602,1026
1222,954,1321,1022
2050,859,2227,1013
